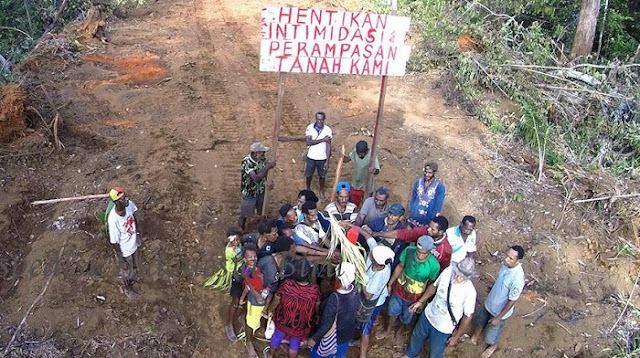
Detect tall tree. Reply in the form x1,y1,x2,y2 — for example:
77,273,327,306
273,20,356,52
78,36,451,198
571,0,601,56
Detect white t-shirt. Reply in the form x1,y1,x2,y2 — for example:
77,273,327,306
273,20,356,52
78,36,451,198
305,123,332,160
365,238,391,306
424,266,477,334
108,201,139,258
446,226,477,263
293,221,326,245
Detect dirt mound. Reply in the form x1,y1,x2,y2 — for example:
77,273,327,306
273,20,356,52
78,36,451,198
82,52,169,85
458,31,482,52
0,84,26,142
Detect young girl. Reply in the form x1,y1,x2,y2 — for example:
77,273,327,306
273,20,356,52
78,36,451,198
214,226,244,342
238,243,266,358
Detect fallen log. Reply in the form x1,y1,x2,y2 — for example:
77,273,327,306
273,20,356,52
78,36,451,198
553,69,602,87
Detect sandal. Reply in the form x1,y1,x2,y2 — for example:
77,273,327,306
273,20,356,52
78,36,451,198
224,325,238,342
254,336,270,343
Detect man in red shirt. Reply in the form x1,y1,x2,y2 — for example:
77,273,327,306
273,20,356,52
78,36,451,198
372,216,452,271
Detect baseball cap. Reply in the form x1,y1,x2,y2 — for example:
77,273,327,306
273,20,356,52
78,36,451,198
452,257,478,279
109,187,125,201
416,235,435,251
249,142,269,152
388,203,405,216
372,245,395,265
337,262,356,287
336,181,351,193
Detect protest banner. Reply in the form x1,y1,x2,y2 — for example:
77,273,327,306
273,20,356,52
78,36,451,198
260,7,411,76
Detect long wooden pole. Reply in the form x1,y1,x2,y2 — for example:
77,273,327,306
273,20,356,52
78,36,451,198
330,145,346,203
262,72,286,217
32,193,109,206
365,75,388,194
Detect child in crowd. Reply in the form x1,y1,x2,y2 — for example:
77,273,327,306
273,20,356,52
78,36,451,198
222,226,246,342
238,243,268,358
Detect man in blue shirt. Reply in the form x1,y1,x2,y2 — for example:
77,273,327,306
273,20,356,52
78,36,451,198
470,245,526,358
407,162,445,228
366,203,405,269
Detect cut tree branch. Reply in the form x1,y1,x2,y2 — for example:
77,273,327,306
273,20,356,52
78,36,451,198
572,193,640,204
0,54,10,72
32,193,109,206
471,58,510,98
0,26,33,39
596,0,609,61
536,83,630,100
45,0,68,33
501,63,640,71
34,0,68,47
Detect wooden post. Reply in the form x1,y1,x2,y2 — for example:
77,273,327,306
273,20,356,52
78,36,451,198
330,145,346,203
364,4,396,194
365,76,388,194
262,72,286,217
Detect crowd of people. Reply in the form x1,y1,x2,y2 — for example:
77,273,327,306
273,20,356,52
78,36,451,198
204,112,527,358
106,111,527,358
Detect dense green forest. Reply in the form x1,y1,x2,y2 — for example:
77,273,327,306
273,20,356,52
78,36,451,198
393,0,640,177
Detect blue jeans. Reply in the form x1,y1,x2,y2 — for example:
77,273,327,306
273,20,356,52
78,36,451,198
405,313,451,358
475,305,506,345
387,293,414,325
360,304,384,335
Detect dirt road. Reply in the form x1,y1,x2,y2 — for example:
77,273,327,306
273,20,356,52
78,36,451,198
0,0,634,356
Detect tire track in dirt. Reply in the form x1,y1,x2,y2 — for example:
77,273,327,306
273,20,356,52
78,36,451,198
191,0,319,212
187,0,250,219
194,0,344,206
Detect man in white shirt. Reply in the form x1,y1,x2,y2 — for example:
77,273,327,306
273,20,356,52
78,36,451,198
304,111,332,200
107,187,141,299
395,257,477,358
446,215,478,263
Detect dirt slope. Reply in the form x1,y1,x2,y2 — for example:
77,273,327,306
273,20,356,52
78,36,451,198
0,0,636,357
